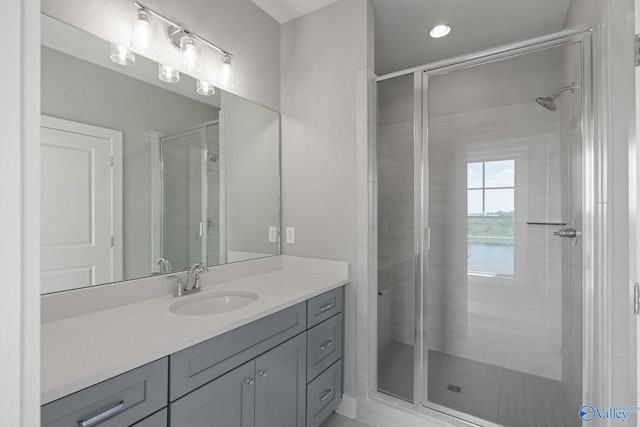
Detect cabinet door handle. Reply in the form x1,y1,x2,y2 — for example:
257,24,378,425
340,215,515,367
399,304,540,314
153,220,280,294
77,401,125,427
320,302,335,312
258,370,268,377
319,389,333,401
246,378,255,386
319,340,333,351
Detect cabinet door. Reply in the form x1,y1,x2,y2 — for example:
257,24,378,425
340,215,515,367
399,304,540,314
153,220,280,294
254,333,306,427
131,409,167,426
170,361,255,427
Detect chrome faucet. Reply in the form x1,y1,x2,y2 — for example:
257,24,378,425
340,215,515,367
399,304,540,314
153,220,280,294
167,262,209,297
186,262,209,292
156,257,172,274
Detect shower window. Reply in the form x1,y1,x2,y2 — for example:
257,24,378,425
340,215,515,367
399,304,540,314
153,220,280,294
467,159,515,275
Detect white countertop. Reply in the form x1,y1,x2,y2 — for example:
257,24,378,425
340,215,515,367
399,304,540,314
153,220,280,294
41,256,349,405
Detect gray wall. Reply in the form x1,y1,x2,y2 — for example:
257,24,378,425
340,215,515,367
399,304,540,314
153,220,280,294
42,0,281,111
564,0,605,26
222,91,280,259
42,46,218,280
281,0,372,399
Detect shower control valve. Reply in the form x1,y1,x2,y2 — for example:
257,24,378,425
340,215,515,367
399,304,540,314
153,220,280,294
553,228,579,238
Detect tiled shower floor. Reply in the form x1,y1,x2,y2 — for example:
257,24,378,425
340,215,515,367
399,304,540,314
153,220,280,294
378,343,579,427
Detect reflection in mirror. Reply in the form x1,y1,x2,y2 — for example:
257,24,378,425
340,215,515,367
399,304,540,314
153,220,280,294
40,14,280,294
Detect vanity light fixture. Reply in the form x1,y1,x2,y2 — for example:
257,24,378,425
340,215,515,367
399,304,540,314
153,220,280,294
133,2,234,85
180,34,201,72
429,24,452,39
196,80,215,96
158,64,180,83
131,8,156,51
110,44,135,65
219,54,233,86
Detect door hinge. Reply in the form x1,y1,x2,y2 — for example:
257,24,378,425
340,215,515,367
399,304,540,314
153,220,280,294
635,35,640,67
110,156,114,167
634,282,640,315
110,236,114,247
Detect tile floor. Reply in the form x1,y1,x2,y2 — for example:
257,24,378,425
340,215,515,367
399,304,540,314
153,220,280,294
377,342,579,427
321,413,372,427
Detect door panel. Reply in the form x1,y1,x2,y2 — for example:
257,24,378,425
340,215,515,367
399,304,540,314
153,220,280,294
40,117,121,293
170,361,255,427
254,334,306,427
422,43,583,427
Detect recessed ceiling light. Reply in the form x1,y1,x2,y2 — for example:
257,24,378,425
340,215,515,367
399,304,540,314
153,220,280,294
429,24,451,39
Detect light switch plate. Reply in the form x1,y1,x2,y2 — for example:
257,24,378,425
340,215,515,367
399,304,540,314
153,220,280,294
286,227,296,244
268,226,278,243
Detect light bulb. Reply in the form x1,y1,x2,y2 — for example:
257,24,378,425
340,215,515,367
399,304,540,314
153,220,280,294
131,9,156,51
219,54,233,86
429,24,451,38
110,44,135,66
158,64,179,83
196,80,215,96
180,34,201,72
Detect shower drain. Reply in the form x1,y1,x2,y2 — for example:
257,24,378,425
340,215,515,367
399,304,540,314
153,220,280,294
447,384,462,393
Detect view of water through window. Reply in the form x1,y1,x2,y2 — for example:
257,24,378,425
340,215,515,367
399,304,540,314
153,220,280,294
467,160,515,275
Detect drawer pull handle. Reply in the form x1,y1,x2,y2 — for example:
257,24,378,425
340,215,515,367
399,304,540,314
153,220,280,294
319,389,333,401
319,340,333,351
320,302,335,312
78,401,125,427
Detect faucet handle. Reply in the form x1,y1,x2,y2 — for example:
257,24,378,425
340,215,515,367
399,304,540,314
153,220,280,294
167,274,184,297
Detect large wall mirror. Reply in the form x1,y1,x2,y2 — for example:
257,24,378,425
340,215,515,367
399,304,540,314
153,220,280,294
40,14,281,294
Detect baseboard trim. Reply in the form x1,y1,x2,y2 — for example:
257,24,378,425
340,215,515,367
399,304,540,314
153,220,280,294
337,394,357,419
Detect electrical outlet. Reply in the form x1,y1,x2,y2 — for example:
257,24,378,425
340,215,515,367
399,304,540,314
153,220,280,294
286,227,296,244
268,226,278,243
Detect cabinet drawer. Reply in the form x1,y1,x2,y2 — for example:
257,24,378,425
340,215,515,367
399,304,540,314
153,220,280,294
307,313,343,382
307,288,343,328
41,358,168,427
170,302,306,400
131,408,167,426
306,360,343,427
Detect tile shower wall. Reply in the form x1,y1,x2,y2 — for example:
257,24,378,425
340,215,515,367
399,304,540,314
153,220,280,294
377,75,415,347
428,102,563,379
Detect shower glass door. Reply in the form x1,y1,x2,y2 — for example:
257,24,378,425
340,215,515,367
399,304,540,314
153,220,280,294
422,41,584,427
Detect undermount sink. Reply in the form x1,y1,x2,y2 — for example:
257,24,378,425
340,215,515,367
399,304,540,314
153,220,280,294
170,291,259,315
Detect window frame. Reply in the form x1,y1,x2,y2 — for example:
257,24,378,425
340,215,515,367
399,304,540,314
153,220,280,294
467,158,516,278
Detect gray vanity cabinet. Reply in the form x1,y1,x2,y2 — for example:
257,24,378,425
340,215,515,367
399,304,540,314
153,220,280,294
42,286,345,427
132,409,168,426
170,333,307,427
169,361,256,427
41,358,168,427
255,333,307,427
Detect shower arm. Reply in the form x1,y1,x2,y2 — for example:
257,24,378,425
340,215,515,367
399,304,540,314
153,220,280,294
550,83,576,100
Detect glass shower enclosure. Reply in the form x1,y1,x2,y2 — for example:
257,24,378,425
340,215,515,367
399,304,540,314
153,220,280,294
376,31,591,427
159,121,223,273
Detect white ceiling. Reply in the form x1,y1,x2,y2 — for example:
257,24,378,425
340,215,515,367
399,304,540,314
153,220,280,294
251,0,340,23
373,0,573,75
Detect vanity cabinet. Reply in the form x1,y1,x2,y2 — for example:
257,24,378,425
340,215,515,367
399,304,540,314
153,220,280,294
171,333,307,427
41,358,168,427
41,287,344,427
132,409,168,427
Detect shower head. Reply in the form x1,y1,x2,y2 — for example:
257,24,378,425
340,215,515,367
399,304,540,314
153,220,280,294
536,96,557,111
536,82,576,111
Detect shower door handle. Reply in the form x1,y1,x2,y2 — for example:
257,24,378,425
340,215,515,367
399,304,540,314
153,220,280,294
553,228,579,238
